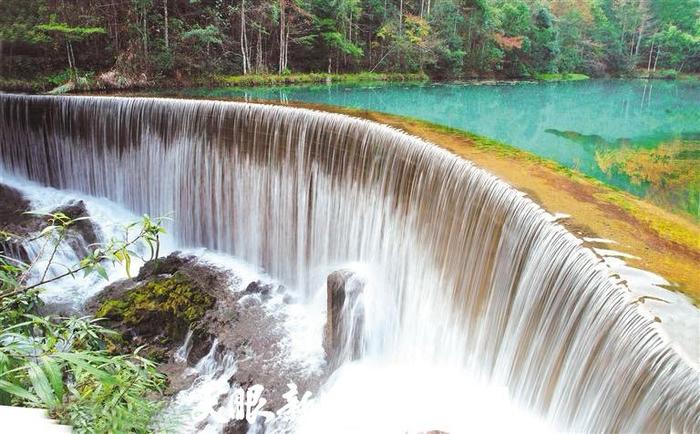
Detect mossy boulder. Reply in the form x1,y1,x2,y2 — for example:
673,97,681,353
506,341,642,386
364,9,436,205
96,271,214,343
87,253,227,363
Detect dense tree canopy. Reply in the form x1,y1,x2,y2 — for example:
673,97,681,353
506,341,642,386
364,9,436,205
1,0,699,84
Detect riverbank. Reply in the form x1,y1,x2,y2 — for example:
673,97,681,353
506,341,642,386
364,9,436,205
0,71,429,94
533,73,590,81
213,71,428,87
7,69,699,95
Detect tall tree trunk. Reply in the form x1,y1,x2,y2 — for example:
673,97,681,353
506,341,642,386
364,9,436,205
278,0,286,74
646,38,654,73
284,25,290,71
399,0,403,33
653,45,660,72
635,0,649,56
633,16,646,56
66,42,74,77
240,0,250,74
142,4,148,61
367,33,371,67
256,26,263,73
112,2,120,53
163,0,169,51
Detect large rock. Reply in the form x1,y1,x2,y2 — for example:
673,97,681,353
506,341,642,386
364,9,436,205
0,184,34,233
85,253,222,365
0,184,38,262
324,269,366,370
0,184,101,263
50,200,101,257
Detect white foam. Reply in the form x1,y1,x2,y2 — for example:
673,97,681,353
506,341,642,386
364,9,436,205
296,361,553,434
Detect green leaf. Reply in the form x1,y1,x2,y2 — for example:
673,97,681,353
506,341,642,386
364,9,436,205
54,352,117,385
40,226,56,236
95,265,109,280
27,362,59,408
123,252,132,279
0,379,40,404
41,357,65,403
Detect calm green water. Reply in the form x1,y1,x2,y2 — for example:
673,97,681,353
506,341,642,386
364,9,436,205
183,80,700,219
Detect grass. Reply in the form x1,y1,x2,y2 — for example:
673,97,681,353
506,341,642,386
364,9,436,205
534,73,590,81
213,71,429,87
0,70,428,93
599,190,700,251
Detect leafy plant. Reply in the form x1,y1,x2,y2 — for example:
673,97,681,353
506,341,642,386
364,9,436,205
0,212,168,432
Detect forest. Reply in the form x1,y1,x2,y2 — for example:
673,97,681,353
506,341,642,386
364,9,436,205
1,0,700,89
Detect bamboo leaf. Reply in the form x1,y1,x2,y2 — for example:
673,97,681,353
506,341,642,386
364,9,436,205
27,362,59,408
41,356,65,402
0,379,40,404
54,352,117,385
95,264,109,280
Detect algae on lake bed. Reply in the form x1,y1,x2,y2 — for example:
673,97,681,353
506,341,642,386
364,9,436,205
547,129,700,220
595,139,700,219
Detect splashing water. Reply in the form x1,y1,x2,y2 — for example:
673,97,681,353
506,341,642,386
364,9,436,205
0,94,698,432
0,171,176,308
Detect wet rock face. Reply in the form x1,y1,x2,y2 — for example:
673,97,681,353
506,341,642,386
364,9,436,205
0,184,101,263
0,184,38,262
324,269,366,370
51,200,100,256
0,184,33,233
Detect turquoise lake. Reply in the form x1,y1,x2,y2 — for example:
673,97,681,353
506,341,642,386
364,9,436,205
182,80,700,219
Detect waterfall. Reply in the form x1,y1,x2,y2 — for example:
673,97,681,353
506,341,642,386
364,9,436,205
0,94,698,432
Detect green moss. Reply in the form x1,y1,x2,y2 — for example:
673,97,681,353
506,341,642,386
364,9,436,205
97,272,214,328
534,73,590,81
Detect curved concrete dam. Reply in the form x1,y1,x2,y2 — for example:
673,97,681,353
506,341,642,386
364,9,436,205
0,94,698,432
